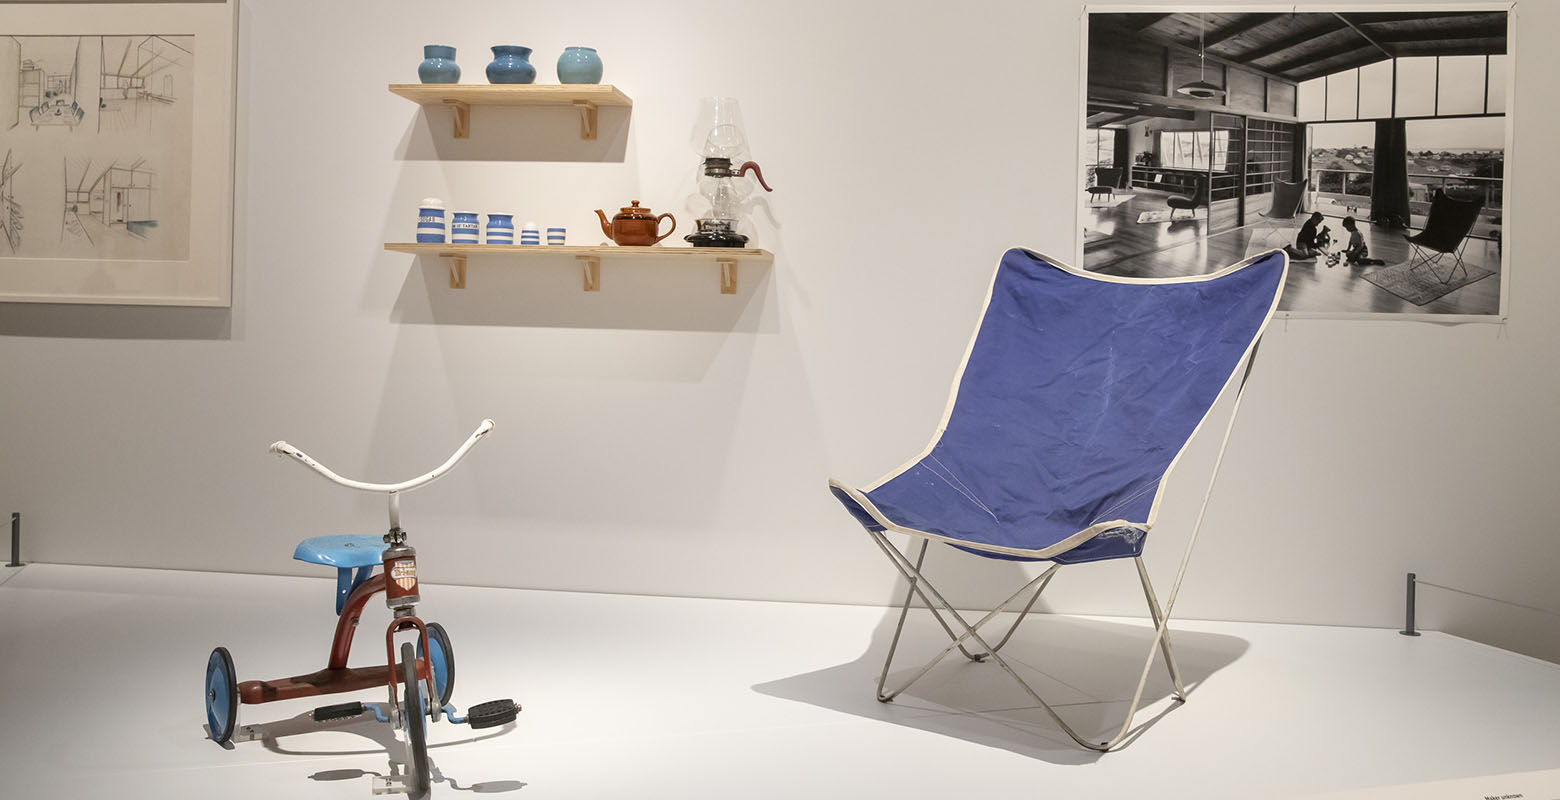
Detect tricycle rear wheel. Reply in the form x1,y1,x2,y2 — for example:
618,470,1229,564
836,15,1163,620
205,647,238,745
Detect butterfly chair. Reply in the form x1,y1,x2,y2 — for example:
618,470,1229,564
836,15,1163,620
1406,190,1484,283
828,247,1287,752
1166,177,1208,219
1251,178,1308,248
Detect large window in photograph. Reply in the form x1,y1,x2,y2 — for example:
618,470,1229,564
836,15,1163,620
1158,130,1229,171
1308,121,1375,218
1406,116,1504,238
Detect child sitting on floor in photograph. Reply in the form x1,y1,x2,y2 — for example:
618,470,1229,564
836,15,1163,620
1339,216,1385,266
1284,212,1326,262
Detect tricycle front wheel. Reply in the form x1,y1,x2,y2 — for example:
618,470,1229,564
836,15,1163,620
400,641,430,793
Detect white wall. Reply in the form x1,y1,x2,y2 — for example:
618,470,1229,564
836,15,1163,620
2,0,1558,660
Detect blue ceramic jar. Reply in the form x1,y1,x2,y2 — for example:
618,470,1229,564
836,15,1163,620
416,198,446,243
451,212,480,244
556,46,603,84
486,46,536,84
418,45,460,84
485,213,515,245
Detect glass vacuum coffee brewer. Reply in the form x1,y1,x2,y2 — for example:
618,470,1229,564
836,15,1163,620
686,97,773,248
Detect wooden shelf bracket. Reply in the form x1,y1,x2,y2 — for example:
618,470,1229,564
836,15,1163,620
718,258,738,295
443,253,467,288
577,255,601,291
573,100,598,140
444,99,471,139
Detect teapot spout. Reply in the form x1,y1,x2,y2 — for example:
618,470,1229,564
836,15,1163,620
594,208,612,238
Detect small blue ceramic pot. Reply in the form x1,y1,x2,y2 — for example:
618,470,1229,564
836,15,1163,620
556,46,603,84
418,45,460,84
486,45,536,84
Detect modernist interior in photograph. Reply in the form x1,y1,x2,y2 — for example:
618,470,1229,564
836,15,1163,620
1081,10,1509,316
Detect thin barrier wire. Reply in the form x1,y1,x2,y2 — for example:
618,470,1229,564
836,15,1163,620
1416,579,1560,621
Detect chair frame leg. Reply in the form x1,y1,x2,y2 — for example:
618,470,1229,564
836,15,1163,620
867,529,1187,752
1407,242,1471,284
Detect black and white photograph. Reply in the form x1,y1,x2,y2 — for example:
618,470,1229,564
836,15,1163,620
1079,7,1512,317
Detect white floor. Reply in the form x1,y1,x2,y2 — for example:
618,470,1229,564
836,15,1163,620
3,564,1558,800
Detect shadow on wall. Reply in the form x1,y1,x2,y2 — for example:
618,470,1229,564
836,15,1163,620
395,106,631,163
753,595,1249,763
0,302,232,340
388,250,777,334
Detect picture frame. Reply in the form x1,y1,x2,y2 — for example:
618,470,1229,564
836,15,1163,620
1076,4,1514,321
0,0,236,307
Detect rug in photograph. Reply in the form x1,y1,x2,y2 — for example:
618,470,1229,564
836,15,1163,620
1361,260,1495,306
1136,208,1206,224
1086,193,1134,209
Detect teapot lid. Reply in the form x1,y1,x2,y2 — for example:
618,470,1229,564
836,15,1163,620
617,201,653,218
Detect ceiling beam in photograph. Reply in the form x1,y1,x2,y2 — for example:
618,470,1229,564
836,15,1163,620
1389,39,1507,59
1090,111,1141,128
1267,42,1384,79
1283,52,1391,84
1334,13,1396,59
1202,14,1284,50
1126,13,1174,33
1235,19,1351,65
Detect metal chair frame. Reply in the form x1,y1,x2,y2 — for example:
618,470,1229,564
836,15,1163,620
862,345,1262,752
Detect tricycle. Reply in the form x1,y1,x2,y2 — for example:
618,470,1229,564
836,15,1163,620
204,419,518,795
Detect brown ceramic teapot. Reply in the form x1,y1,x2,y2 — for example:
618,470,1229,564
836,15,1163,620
595,201,677,246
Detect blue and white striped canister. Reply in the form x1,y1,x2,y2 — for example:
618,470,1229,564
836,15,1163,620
451,211,480,244
519,221,541,245
416,198,446,243
486,213,515,244
546,226,566,245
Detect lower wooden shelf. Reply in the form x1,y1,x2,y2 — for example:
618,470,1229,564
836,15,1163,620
384,243,773,294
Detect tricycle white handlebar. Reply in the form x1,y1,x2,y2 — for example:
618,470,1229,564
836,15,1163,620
270,419,495,495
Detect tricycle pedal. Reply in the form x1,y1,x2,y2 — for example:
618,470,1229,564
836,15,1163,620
311,701,366,722
466,699,520,729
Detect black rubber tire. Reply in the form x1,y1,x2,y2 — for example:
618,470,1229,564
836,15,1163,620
420,622,455,708
205,646,238,745
466,699,520,729
400,641,430,794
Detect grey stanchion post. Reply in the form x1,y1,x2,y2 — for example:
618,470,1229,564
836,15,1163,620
1400,572,1420,636
7,513,20,567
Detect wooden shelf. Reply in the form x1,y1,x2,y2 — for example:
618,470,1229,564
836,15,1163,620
384,243,772,294
388,84,632,140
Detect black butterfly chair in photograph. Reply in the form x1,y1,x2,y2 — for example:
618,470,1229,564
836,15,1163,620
1405,190,1484,283
1250,178,1308,247
1166,177,1207,219
828,248,1288,752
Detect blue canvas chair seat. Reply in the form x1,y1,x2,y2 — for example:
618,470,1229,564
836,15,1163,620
294,534,386,614
828,247,1287,751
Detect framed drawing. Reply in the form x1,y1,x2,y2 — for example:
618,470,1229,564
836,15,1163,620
0,0,236,306
1077,5,1514,321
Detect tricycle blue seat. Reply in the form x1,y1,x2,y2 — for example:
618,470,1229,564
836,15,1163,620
294,535,386,568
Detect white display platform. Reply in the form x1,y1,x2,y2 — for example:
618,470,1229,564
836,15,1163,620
2,563,1558,799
